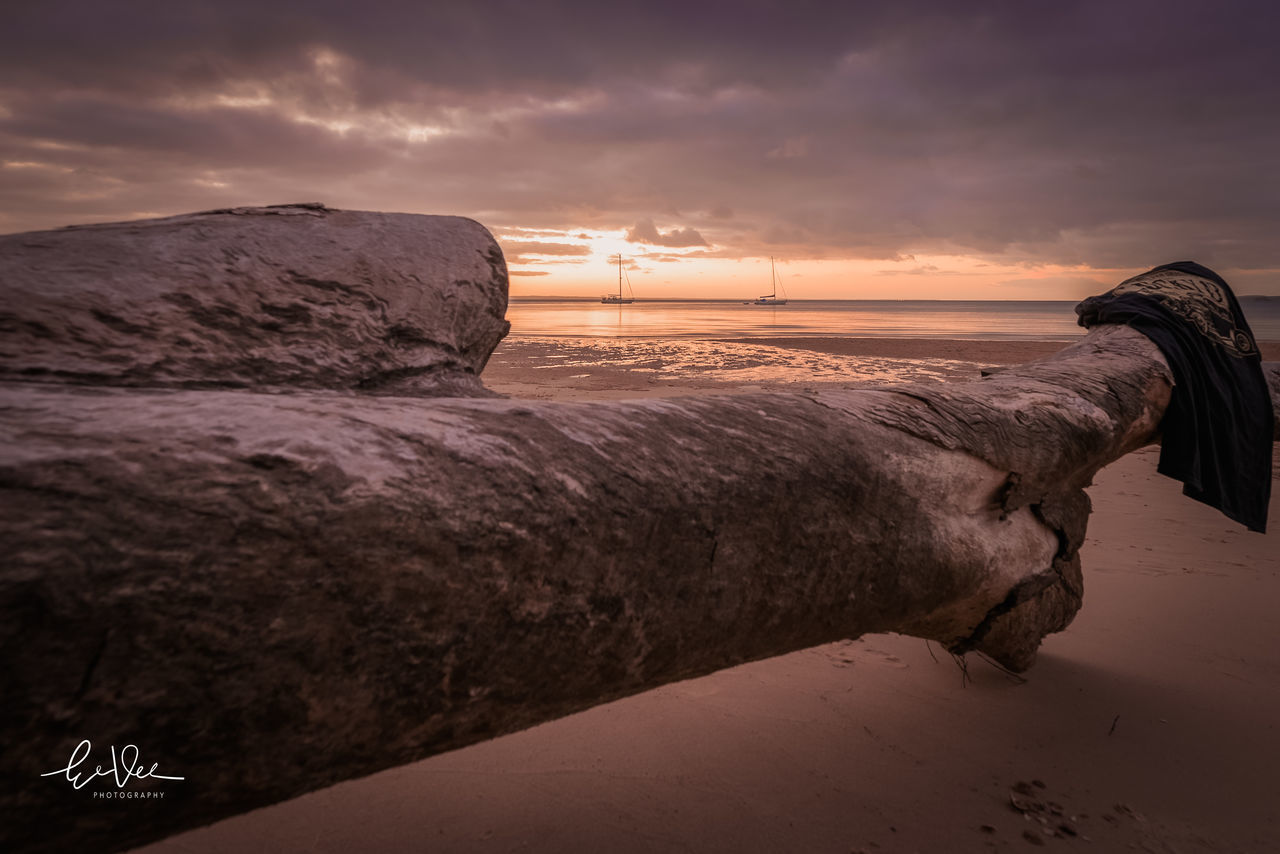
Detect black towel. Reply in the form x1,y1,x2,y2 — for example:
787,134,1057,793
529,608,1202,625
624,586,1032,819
1076,261,1272,533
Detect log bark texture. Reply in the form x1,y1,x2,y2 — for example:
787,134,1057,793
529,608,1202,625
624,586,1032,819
0,203,509,396
0,208,1275,854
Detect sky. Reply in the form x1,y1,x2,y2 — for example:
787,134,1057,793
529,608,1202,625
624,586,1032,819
2,1,1278,299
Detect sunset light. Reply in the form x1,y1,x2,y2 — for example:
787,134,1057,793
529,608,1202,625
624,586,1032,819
2,3,1276,298
3,5,1279,854
497,229,1129,300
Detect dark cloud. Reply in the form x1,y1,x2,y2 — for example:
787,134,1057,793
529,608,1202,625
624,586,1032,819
0,2,901,98
1,1,1278,287
989,274,1114,299
625,218,709,248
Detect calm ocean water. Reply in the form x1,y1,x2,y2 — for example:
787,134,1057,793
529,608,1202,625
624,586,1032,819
507,298,1280,341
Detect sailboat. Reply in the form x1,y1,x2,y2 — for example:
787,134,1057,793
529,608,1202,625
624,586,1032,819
600,255,635,304
747,256,788,305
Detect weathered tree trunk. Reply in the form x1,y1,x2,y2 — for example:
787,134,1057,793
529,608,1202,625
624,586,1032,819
0,208,1275,854
0,202,509,396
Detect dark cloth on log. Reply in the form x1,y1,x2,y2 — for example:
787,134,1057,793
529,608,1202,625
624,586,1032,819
1076,261,1273,532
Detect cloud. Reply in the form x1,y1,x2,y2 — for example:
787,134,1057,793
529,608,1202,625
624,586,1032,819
992,274,1114,298
877,265,942,276
0,2,903,99
1,1,1278,286
498,240,593,263
766,137,809,159
625,218,708,248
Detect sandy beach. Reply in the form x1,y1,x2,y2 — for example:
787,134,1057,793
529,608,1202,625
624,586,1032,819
137,336,1279,854
9,6,1279,850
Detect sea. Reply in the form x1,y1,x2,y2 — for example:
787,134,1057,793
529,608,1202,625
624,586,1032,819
506,298,1280,342
493,297,1280,387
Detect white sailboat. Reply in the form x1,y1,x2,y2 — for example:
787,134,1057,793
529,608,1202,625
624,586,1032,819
600,255,635,304
747,256,788,305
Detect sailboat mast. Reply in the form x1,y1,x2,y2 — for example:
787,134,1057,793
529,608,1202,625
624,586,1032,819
770,256,776,297
618,255,622,298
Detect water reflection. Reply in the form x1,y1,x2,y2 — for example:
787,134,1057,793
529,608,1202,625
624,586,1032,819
488,337,981,385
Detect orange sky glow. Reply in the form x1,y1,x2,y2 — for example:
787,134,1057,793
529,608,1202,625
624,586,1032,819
2,4,1278,299
500,231,1143,301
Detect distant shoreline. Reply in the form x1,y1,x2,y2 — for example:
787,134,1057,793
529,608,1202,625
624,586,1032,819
497,333,1280,353
507,295,1280,303
728,335,1280,360
508,296,1084,304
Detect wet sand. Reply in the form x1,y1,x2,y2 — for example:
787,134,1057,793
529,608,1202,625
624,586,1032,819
481,337,1046,400
137,336,1279,854
482,336,1280,400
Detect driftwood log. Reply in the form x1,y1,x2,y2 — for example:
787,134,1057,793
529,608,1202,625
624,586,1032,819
0,207,1275,854
0,202,509,396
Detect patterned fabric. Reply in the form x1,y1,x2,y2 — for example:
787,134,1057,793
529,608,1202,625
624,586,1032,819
1077,261,1272,533
1105,267,1259,357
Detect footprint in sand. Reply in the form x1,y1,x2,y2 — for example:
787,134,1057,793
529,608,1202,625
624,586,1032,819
859,646,910,669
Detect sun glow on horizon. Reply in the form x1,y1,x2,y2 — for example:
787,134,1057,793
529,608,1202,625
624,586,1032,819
497,228,1121,300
